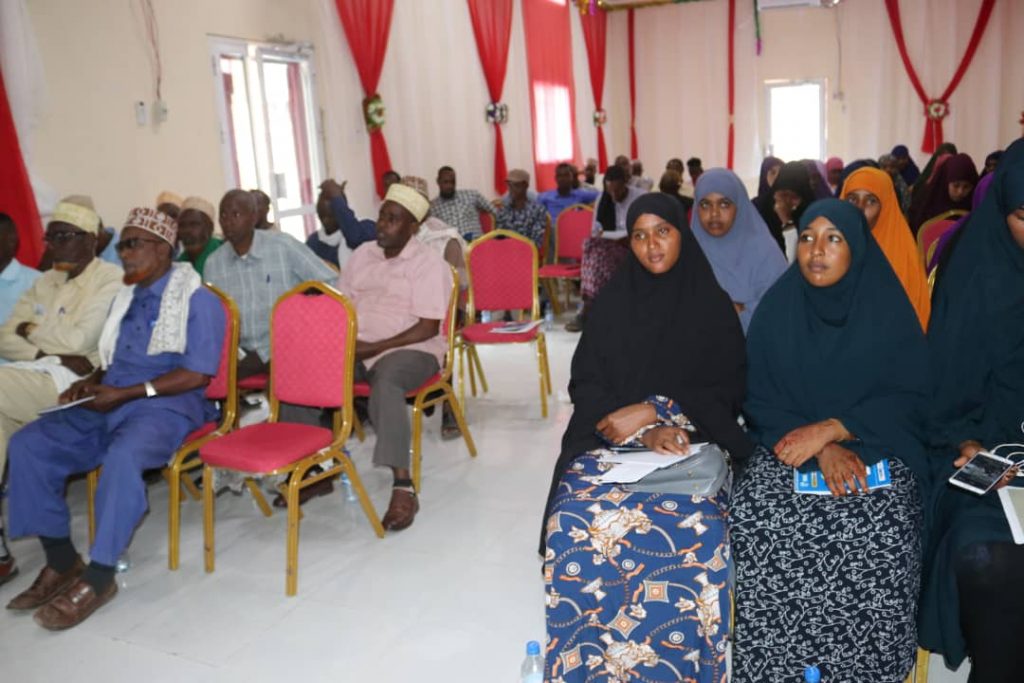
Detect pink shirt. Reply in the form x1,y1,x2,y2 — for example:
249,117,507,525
337,238,452,368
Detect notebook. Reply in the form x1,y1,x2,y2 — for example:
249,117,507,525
998,484,1024,544
793,459,892,495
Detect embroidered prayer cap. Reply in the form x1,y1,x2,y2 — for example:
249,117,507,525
181,196,216,223
155,191,184,208
50,195,100,233
507,168,530,184
400,175,430,200
384,183,429,222
124,207,177,245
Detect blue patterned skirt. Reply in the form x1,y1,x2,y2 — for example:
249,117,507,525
544,452,731,683
730,445,922,683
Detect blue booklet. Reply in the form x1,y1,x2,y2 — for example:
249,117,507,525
793,459,892,495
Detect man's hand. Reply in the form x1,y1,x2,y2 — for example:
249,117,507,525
320,179,347,200
774,418,850,467
15,322,37,339
60,371,102,403
817,443,868,496
56,355,94,376
597,403,657,445
81,384,131,413
355,339,381,363
640,426,690,456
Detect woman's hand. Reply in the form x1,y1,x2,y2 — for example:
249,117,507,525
817,443,868,496
954,440,1018,491
774,419,850,467
641,426,690,456
597,403,657,445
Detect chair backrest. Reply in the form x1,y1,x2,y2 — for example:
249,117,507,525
555,204,594,262
269,282,356,425
917,209,967,262
465,229,539,319
479,211,495,234
439,266,459,379
202,284,240,427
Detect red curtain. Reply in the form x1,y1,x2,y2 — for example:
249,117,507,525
0,67,43,267
884,0,995,154
579,8,608,171
334,0,395,198
726,0,736,170
627,9,638,159
467,0,513,196
521,0,581,192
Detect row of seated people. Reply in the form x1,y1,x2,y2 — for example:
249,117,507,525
543,138,1024,682
0,182,463,629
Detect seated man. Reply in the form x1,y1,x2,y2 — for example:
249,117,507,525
5,207,224,629
313,178,377,265
630,159,654,191
537,162,600,223
430,166,496,240
250,189,275,231
0,213,41,327
495,169,548,248
155,191,183,220
205,189,337,379
175,197,222,277
0,197,123,582
338,183,452,531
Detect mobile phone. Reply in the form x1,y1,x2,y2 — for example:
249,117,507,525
949,451,1016,495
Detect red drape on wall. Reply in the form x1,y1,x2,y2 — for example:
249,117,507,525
467,0,514,197
579,8,608,171
0,67,43,267
521,0,581,192
627,9,638,160
726,0,736,170
884,0,995,154
334,0,395,198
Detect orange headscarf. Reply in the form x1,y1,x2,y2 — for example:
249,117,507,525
841,167,931,330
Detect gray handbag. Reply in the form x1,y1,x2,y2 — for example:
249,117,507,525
624,444,730,497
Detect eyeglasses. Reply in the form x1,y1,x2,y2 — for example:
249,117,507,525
44,231,90,244
115,236,165,252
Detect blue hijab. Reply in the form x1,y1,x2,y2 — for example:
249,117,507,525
690,168,787,332
744,199,931,484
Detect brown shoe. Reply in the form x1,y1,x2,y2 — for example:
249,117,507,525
381,488,419,531
0,555,19,587
33,578,117,631
6,557,85,610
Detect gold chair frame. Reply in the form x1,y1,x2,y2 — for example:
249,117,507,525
540,204,593,316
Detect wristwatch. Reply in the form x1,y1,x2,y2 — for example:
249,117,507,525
144,381,158,398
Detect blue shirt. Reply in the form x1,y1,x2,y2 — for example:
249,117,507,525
537,188,600,222
0,258,41,326
329,196,377,251
103,270,225,424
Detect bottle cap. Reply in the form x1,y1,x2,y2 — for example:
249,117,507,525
526,640,541,656
804,665,821,683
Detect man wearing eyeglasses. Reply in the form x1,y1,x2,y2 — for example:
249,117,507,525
4,207,224,630
0,196,123,589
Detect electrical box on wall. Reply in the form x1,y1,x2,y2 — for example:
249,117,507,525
134,101,147,126
153,99,168,124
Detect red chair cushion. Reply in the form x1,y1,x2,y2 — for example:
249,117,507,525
238,373,268,391
538,263,581,278
200,422,333,472
182,422,218,444
354,373,444,399
461,322,540,344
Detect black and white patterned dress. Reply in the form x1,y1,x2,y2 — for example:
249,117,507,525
730,445,923,683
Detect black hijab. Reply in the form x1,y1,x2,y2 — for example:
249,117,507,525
541,193,751,548
772,161,818,225
744,199,931,485
754,156,785,252
595,164,626,232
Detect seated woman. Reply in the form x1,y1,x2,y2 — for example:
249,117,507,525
542,193,751,682
840,166,931,330
928,172,994,279
909,151,978,235
691,168,787,333
771,161,819,262
731,200,931,683
918,138,1024,683
753,156,785,252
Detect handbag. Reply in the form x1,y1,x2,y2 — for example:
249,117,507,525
624,443,730,498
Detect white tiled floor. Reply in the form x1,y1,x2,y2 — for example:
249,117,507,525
0,321,968,682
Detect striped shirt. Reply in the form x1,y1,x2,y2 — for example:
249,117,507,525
430,190,496,238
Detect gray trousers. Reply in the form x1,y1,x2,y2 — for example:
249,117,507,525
355,350,439,470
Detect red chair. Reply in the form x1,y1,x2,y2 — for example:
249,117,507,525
479,211,495,235
85,284,241,570
917,210,966,266
200,281,383,596
459,230,552,418
352,267,475,492
538,204,593,315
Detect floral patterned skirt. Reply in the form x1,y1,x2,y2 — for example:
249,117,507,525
544,452,731,683
581,238,630,302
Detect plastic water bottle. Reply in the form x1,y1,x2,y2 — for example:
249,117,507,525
520,641,543,682
480,310,492,324
340,471,358,502
543,303,554,330
804,664,822,682
115,551,131,573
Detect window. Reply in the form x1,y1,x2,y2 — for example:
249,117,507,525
533,83,574,163
209,37,324,240
764,80,826,162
